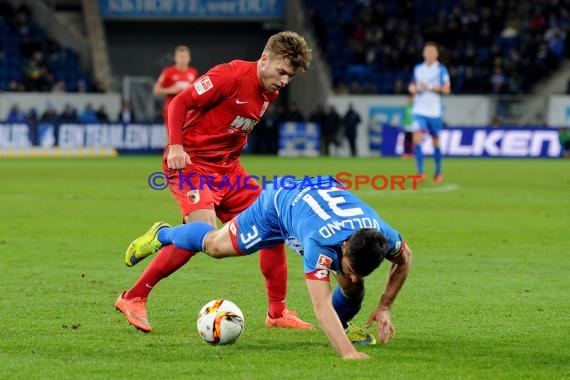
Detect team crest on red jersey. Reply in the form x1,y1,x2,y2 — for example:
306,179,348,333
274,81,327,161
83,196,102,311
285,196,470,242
187,190,200,204
194,76,213,95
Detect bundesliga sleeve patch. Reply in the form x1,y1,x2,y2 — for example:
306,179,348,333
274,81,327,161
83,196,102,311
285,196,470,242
194,76,213,95
316,254,333,270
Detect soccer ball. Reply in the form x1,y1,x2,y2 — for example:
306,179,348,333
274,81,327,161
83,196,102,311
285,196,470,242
196,299,244,345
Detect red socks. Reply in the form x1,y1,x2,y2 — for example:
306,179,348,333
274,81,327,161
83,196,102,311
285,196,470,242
259,244,288,318
124,242,289,319
124,245,195,299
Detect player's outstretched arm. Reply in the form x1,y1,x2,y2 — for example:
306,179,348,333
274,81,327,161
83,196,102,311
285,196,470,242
153,82,182,96
367,244,412,343
305,278,369,360
166,88,195,169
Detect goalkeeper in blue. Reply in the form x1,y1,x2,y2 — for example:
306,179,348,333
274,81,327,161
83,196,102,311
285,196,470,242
125,176,412,360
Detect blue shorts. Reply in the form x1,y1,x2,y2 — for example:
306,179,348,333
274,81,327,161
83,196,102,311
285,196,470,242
411,115,443,136
228,184,284,255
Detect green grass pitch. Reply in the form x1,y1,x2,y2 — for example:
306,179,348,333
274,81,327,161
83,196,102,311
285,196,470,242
0,155,569,379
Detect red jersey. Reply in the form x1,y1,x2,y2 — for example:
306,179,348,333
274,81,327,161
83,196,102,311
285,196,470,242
167,60,279,171
156,65,199,118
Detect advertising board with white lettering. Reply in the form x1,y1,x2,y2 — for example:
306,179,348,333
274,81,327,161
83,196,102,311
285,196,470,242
0,123,166,153
380,126,562,158
99,0,284,19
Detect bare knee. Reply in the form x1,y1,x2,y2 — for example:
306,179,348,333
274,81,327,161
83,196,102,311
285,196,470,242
184,209,217,226
431,136,440,148
412,132,423,145
202,225,238,259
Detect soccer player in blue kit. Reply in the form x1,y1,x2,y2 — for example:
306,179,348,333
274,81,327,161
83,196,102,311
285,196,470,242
125,177,412,359
408,42,451,183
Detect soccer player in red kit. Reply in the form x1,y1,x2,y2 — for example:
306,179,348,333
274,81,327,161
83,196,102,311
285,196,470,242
116,31,314,332
153,45,199,125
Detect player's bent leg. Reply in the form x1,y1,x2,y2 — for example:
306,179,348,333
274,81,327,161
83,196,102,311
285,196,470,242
125,221,172,267
260,245,287,318
412,129,425,180
115,292,152,332
260,245,315,330
335,275,376,345
265,309,315,330
123,245,196,301
203,223,241,258
345,322,377,345
428,118,443,182
431,134,443,183
158,222,217,253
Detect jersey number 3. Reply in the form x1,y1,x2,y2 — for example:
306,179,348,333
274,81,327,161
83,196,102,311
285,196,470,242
302,188,363,220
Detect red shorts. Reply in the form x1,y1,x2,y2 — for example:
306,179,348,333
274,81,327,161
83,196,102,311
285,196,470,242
164,163,261,223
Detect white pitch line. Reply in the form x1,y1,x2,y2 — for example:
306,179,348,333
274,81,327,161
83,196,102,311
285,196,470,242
354,183,460,196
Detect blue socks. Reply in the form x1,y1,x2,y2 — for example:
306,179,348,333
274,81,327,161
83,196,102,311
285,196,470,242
332,286,364,329
157,222,215,252
415,145,442,176
414,144,424,174
434,147,442,175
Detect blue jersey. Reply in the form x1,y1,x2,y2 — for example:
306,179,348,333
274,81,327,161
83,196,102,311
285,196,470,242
411,61,450,118
230,177,405,281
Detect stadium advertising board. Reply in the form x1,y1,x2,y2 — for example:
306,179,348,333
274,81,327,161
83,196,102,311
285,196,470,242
0,123,166,155
278,121,320,157
381,126,562,158
99,0,284,19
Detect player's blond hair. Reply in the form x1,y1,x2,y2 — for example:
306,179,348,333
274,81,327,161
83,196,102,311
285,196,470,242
263,31,312,73
175,45,190,54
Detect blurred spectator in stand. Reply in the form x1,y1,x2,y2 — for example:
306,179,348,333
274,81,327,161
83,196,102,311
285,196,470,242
349,80,363,94
393,78,406,94
251,104,280,155
27,107,39,144
8,80,25,92
79,103,98,123
401,95,414,159
60,103,78,122
7,104,27,123
77,79,88,93
91,80,106,93
40,103,59,123
22,51,52,92
343,103,361,157
490,66,507,94
96,105,110,122
362,81,376,94
51,80,67,93
334,82,349,95
286,102,305,121
321,105,341,156
27,108,38,124
118,99,135,123
309,103,327,150
462,66,484,93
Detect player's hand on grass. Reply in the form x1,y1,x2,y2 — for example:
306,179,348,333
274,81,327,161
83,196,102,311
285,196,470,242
367,306,396,344
167,144,192,170
343,351,370,360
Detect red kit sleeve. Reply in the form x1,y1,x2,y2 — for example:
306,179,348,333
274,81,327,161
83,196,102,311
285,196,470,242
167,63,236,145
